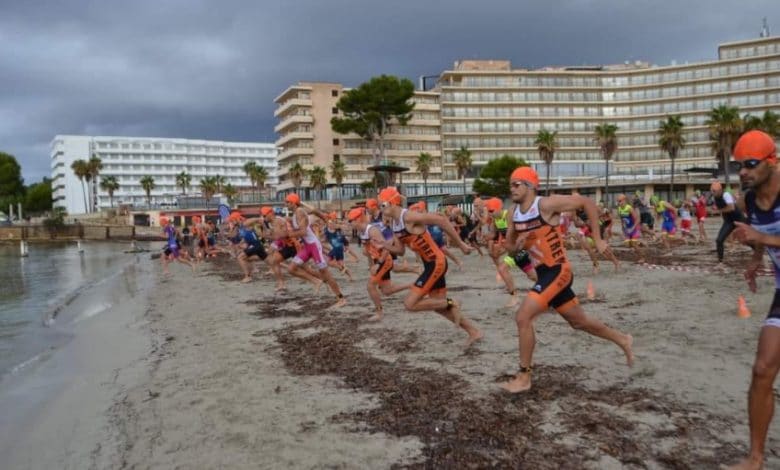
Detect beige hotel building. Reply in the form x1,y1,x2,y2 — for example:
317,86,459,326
275,35,780,203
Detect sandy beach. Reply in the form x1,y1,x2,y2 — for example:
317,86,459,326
3,222,780,469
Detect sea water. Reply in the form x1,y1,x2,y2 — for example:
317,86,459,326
0,241,147,378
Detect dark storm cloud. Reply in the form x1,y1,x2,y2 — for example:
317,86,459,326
1,0,777,181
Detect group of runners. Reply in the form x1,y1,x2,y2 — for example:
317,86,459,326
157,130,779,470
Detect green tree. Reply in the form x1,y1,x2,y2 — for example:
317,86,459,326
214,174,226,193
453,146,473,204
288,162,307,195
309,165,328,209
87,155,102,212
359,180,375,199
243,162,258,199
706,105,742,186
199,176,218,209
330,159,346,213
255,166,269,200
415,152,433,203
594,123,619,206
24,178,52,214
176,171,191,195
223,183,238,205
0,152,24,198
70,159,89,213
743,110,780,138
473,155,527,198
658,115,686,198
99,175,120,208
139,175,156,207
331,75,415,166
534,129,558,195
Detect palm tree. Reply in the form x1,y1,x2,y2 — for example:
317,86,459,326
243,162,258,199
706,105,742,186
139,176,156,207
99,175,120,208
176,171,191,195
743,110,780,138
70,159,89,213
594,123,619,206
534,130,558,195
415,152,433,203
453,146,473,205
330,159,347,213
288,162,307,195
309,165,328,209
255,166,269,200
223,183,238,205
199,176,218,209
87,155,103,212
658,115,686,198
214,174,226,194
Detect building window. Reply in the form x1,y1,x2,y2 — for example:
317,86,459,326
332,107,338,114
334,154,340,161
333,139,340,145
332,90,338,97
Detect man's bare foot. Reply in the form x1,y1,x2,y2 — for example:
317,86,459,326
592,264,600,275
504,293,520,308
465,330,483,348
621,334,634,367
240,276,252,284
613,261,620,272
275,284,286,292
367,310,383,322
723,456,764,470
499,372,532,393
328,297,347,309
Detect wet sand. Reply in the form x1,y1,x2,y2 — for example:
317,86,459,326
5,221,780,469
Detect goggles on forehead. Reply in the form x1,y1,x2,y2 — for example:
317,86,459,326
510,180,533,188
734,159,763,170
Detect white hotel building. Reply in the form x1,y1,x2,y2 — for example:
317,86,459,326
51,135,278,214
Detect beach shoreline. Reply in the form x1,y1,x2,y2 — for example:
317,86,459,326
3,229,780,468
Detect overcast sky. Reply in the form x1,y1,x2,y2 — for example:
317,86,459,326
1,0,778,182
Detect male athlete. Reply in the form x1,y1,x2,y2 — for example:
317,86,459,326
378,187,482,346
498,166,633,393
725,130,780,470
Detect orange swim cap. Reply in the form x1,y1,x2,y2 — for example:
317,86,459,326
378,187,402,206
285,193,301,205
228,211,243,222
417,200,427,211
409,202,424,212
347,207,365,222
510,166,540,188
260,206,273,216
365,198,379,209
733,130,776,162
160,217,169,226
486,197,503,212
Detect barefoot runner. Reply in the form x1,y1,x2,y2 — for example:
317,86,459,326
378,187,483,346
498,166,634,393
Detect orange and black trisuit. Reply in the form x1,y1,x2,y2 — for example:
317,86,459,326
512,196,578,312
274,219,302,260
391,209,447,295
362,225,393,284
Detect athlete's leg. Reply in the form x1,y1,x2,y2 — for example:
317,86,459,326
716,220,736,262
429,289,483,347
499,295,547,393
727,326,780,470
557,302,634,367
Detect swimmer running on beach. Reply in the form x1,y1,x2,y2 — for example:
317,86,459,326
160,217,196,276
498,166,634,393
378,187,483,347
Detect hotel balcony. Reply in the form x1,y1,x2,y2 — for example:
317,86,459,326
275,131,314,147
277,147,314,162
274,98,313,118
274,114,314,133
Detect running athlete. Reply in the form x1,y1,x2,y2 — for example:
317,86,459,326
285,193,346,308
712,181,747,263
366,198,420,274
724,130,780,470
348,207,411,321
657,198,679,250
322,215,354,281
160,217,195,275
678,200,697,243
486,197,523,307
261,206,322,292
617,194,645,263
573,206,620,273
378,187,483,346
499,167,634,393
413,202,463,270
227,211,269,283
694,190,709,242
633,193,658,241
465,197,486,256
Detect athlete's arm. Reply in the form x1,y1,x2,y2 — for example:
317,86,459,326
383,234,405,256
404,210,471,253
541,195,605,250
734,221,780,248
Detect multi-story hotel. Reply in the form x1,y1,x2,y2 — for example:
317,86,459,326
50,135,277,214
275,35,780,203
274,82,457,200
